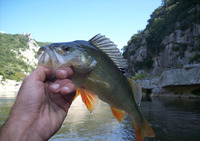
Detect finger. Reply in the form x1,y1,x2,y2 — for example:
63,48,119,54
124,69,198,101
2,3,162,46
60,83,76,95
28,66,53,82
49,83,60,93
49,79,76,94
55,67,73,79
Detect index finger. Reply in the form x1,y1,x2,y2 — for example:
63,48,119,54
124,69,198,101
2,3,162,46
55,67,73,79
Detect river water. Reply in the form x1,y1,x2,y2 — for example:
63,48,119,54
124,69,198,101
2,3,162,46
0,95,200,141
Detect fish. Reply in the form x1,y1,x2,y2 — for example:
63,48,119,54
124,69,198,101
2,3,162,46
37,34,155,141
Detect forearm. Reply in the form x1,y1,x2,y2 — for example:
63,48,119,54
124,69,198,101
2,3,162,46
0,117,44,141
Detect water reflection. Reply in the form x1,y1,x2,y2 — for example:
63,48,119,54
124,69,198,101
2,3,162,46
141,97,200,141
0,98,15,126
50,97,133,141
0,96,200,141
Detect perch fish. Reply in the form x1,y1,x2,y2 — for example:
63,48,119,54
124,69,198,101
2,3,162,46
37,34,155,141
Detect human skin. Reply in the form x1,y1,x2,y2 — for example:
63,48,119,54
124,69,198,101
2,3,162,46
0,66,76,141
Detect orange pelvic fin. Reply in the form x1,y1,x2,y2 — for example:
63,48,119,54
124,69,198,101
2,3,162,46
77,88,99,113
110,106,126,123
73,89,81,101
133,119,155,141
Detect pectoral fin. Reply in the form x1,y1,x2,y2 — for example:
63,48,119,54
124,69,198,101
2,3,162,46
110,106,126,123
76,88,99,113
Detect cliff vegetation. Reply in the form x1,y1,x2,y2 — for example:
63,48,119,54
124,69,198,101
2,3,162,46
0,33,50,81
123,0,200,75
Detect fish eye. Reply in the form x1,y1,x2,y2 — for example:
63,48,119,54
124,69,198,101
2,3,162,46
63,47,71,52
55,48,65,55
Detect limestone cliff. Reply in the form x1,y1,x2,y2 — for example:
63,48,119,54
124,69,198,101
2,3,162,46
123,0,200,97
0,32,40,81
123,1,200,76
0,32,51,95
21,32,39,67
0,32,51,81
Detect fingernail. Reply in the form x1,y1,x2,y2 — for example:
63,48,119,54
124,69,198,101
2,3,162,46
62,87,70,93
51,83,60,91
60,70,67,78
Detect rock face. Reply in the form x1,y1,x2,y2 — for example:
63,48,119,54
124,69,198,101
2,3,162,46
159,64,200,87
135,64,200,98
124,3,200,76
123,2,200,97
21,32,39,67
127,23,200,75
0,32,39,96
135,77,159,89
157,23,200,68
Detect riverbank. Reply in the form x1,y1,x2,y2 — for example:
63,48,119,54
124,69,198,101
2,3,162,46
1,64,200,99
0,76,21,98
136,64,200,99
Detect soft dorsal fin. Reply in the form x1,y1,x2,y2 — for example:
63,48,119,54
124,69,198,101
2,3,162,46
89,34,127,68
76,88,99,113
128,78,142,106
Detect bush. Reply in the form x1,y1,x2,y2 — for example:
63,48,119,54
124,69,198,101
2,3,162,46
132,73,147,80
0,33,34,81
190,55,200,63
133,55,153,72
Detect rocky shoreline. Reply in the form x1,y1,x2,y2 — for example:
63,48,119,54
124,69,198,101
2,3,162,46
135,64,200,98
0,76,21,98
1,64,200,99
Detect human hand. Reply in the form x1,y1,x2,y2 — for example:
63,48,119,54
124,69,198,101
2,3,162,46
0,66,76,141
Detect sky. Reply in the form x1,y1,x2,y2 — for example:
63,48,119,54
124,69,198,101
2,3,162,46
0,0,161,50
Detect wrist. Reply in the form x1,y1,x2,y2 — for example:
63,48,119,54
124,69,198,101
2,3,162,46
0,116,44,141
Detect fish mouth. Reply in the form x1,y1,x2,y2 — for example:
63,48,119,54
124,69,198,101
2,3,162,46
37,46,59,78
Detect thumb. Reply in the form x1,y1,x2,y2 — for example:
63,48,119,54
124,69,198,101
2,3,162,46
29,66,53,82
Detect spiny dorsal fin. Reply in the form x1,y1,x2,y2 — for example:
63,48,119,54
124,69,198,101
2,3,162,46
89,34,127,68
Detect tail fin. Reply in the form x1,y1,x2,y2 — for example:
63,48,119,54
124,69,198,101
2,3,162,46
133,119,155,141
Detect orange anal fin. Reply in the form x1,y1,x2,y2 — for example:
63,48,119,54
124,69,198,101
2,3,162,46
77,88,99,113
134,119,155,141
110,106,126,123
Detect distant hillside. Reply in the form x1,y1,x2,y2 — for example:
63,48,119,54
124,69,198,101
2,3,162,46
35,40,52,48
0,33,51,81
123,0,200,76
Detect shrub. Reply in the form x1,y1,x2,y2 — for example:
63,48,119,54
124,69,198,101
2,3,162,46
0,33,35,81
132,73,147,80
